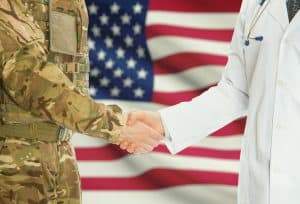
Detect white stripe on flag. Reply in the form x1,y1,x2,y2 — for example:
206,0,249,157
78,153,239,177
146,11,238,29
148,36,230,60
154,66,224,92
82,185,237,204
72,133,241,150
96,100,166,111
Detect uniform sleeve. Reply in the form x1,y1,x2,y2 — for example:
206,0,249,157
0,2,124,143
159,0,250,154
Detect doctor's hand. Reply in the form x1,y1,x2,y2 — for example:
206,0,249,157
117,121,163,154
127,111,165,136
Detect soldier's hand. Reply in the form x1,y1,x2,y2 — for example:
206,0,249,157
118,121,164,154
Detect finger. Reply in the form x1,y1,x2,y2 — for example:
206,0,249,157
138,122,163,141
135,136,157,148
142,132,162,147
127,111,145,126
134,148,147,154
120,141,130,150
134,145,153,154
127,146,136,153
127,143,137,153
149,129,164,140
139,143,154,153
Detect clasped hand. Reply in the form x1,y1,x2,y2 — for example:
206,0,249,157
114,111,165,154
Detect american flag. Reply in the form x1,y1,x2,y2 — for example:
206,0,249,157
71,0,245,203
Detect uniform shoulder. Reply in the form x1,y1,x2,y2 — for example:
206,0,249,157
0,0,44,47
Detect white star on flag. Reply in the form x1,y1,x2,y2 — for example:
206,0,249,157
113,68,124,78
111,24,121,36
88,3,98,15
90,68,100,77
137,46,145,58
105,59,115,69
123,77,133,88
99,14,109,25
89,86,97,96
104,37,113,48
124,35,133,47
91,25,101,37
121,13,131,24
97,50,106,61
137,68,148,79
133,3,143,14
99,77,110,87
110,2,120,14
133,23,142,35
134,87,145,98
116,47,125,58
88,39,96,50
127,58,137,69
110,86,121,97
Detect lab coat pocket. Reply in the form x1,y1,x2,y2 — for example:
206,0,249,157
243,13,270,85
243,38,263,86
242,11,270,85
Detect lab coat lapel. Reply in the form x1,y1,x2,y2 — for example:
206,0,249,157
267,0,289,30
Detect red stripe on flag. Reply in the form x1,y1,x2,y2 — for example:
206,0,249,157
146,25,233,41
212,118,245,137
81,169,238,190
155,145,240,159
152,87,211,105
149,0,242,12
76,145,127,161
153,53,228,74
75,145,240,161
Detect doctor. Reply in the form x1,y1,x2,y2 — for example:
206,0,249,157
122,0,300,203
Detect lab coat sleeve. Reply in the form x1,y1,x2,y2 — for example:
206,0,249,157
159,0,250,154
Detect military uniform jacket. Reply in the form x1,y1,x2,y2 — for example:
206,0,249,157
0,0,124,143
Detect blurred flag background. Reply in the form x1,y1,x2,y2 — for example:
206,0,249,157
71,0,246,203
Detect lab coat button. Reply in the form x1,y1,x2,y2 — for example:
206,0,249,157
276,123,284,129
277,79,285,87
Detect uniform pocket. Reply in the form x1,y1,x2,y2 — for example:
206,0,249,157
77,0,89,55
49,11,78,55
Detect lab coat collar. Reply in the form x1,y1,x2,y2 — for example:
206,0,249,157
267,0,289,30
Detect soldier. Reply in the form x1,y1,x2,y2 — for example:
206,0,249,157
0,0,162,203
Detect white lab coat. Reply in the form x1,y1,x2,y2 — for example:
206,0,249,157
159,0,300,203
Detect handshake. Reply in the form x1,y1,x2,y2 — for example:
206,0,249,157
114,111,165,154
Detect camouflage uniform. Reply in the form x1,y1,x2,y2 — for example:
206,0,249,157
0,0,124,203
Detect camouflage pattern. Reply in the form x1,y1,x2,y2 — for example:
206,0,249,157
0,0,125,142
0,138,81,204
0,0,125,203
